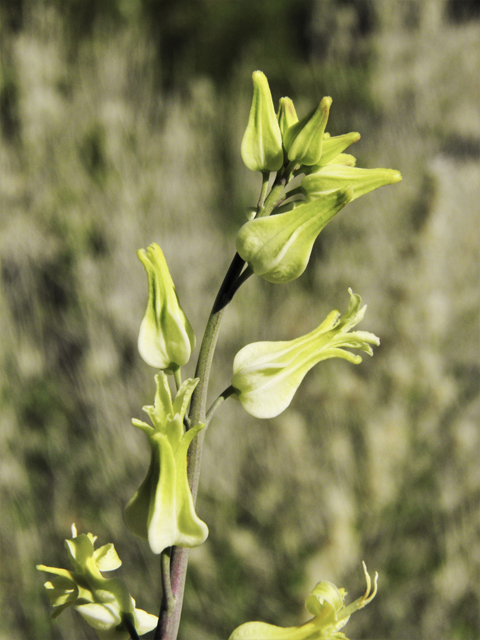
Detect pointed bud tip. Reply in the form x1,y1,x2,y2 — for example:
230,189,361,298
252,70,266,84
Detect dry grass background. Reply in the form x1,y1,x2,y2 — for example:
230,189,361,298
0,1,479,639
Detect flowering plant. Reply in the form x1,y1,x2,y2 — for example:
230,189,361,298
38,70,401,640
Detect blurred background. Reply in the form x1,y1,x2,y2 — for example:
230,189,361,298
0,0,479,638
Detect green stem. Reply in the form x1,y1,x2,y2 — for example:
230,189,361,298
205,385,236,427
257,165,293,218
173,368,182,391
154,252,246,640
155,169,284,639
255,172,271,216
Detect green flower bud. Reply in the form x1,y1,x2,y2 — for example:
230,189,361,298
229,562,378,640
124,372,208,554
241,71,284,173
277,96,298,139
232,290,379,419
236,186,353,283
312,131,361,168
302,164,402,202
137,243,195,372
284,96,332,166
37,525,158,639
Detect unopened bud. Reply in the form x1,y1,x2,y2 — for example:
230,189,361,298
241,71,284,173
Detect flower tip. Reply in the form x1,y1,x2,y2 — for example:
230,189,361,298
361,561,378,605
136,246,149,262
252,70,269,90
71,523,77,538
391,170,402,184
322,96,333,109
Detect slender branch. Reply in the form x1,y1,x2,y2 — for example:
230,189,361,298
255,172,271,216
123,615,140,640
227,265,254,303
173,368,182,391
205,385,236,427
254,162,296,219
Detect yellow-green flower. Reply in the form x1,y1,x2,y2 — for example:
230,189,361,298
137,243,195,372
302,164,402,202
232,290,379,419
229,563,378,640
37,525,157,639
241,71,284,173
283,96,332,166
236,186,353,283
235,115,401,284
124,373,208,554
308,131,361,169
277,97,299,139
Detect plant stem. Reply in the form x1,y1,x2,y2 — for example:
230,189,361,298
160,548,176,613
123,615,140,640
155,169,288,639
154,546,189,640
154,252,246,640
173,368,182,391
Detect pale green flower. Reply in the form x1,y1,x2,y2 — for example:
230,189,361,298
137,243,195,372
302,164,402,202
236,186,353,283
37,525,157,639
124,372,208,554
283,96,332,166
241,71,284,173
236,120,401,284
277,97,299,139
229,563,378,640
232,290,379,419
307,131,361,169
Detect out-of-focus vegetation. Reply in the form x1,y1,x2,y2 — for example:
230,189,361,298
0,1,479,639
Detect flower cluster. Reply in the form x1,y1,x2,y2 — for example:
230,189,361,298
238,71,401,283
37,525,157,639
